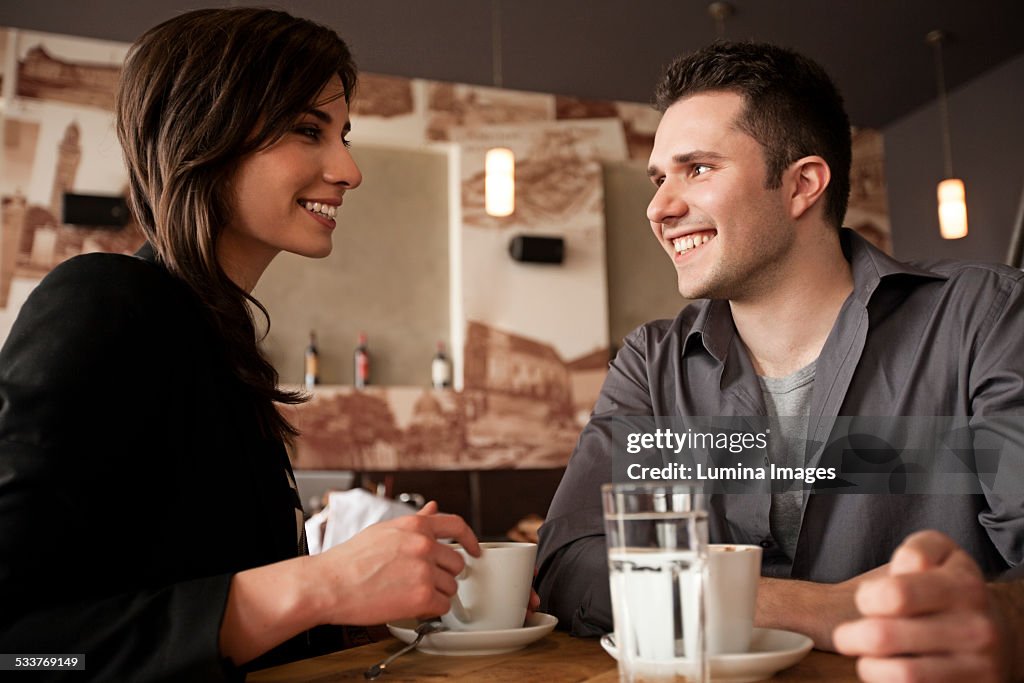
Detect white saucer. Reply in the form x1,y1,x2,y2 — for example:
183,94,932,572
387,612,558,656
601,627,813,683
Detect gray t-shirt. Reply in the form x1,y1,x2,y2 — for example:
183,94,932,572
758,362,816,561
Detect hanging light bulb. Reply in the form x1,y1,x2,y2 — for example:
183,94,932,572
485,147,515,217
484,0,514,217
927,30,967,240
937,178,967,239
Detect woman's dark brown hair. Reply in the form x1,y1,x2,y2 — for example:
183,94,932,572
116,8,357,441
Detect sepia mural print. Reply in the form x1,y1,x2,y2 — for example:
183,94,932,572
287,385,580,470
0,29,141,336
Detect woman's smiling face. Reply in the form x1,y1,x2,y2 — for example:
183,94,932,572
217,75,362,290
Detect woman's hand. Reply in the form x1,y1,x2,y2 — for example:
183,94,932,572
309,500,480,625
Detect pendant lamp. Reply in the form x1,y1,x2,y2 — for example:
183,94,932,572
927,30,968,240
484,0,514,217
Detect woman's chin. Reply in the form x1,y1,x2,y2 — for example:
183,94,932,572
292,242,334,260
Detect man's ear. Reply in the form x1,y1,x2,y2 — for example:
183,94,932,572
786,156,830,221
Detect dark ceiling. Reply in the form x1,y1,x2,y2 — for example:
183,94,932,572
2,0,1023,128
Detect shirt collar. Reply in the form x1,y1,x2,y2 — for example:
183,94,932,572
684,299,734,362
841,227,946,305
683,228,948,363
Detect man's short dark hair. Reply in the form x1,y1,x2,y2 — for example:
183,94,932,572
654,42,851,229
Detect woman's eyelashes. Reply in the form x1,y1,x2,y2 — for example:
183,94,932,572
294,125,352,149
295,125,321,141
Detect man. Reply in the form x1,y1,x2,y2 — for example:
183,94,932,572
536,42,1024,682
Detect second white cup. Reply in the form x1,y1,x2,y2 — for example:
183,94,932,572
441,541,537,632
706,543,762,654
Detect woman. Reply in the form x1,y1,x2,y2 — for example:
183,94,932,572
0,8,479,680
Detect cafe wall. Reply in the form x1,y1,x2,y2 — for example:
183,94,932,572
0,29,133,335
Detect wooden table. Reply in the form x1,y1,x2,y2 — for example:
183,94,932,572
249,631,858,682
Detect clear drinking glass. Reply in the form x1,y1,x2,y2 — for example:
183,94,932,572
602,482,708,683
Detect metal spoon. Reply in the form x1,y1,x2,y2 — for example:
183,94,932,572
363,620,446,680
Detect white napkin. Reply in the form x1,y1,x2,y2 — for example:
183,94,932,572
305,488,417,554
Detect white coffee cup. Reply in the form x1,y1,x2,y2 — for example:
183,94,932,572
441,541,537,632
706,543,762,654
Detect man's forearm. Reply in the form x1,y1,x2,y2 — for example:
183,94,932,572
536,536,613,636
756,576,864,651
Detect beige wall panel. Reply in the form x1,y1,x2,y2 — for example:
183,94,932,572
603,160,689,347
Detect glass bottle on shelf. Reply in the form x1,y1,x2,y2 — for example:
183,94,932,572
353,331,370,388
304,331,319,391
431,340,451,389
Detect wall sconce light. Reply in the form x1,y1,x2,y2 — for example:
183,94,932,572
484,0,514,218
485,147,515,217
927,30,967,240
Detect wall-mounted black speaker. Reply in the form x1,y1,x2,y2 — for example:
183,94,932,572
508,235,564,264
61,193,130,228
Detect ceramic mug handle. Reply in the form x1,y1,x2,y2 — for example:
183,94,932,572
447,564,472,624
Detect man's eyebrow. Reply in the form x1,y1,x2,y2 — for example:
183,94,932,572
647,150,727,178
